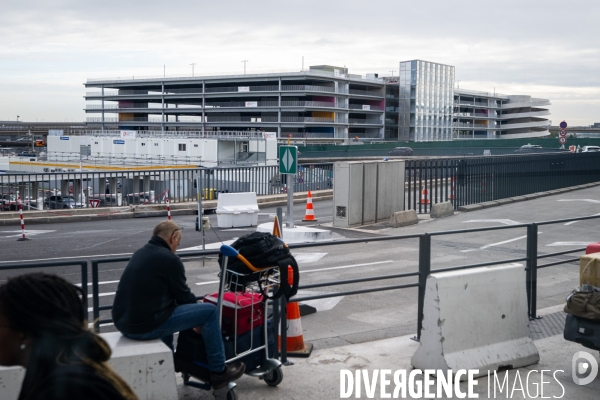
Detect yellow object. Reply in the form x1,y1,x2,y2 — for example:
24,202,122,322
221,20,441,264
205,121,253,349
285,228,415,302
580,253,600,287
202,188,215,200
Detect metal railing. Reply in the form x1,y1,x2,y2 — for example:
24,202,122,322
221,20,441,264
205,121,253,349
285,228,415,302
0,164,334,209
281,85,335,93
205,86,279,93
280,117,335,123
3,213,596,362
405,152,600,214
348,89,384,97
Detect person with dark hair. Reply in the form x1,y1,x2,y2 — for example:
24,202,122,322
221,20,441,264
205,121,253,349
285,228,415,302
112,220,245,389
0,273,138,400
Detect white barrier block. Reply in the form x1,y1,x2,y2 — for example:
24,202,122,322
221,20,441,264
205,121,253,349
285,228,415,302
102,333,177,400
0,333,177,400
217,192,259,227
411,264,539,377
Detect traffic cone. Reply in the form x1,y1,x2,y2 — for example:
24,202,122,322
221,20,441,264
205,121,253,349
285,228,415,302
278,266,313,357
302,191,317,222
420,186,430,205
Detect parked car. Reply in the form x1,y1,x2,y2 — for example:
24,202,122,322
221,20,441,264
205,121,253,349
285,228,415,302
388,147,414,156
44,195,84,209
514,144,544,153
582,146,600,152
1,194,18,211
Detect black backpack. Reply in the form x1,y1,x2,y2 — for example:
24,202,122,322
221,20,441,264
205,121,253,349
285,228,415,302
218,232,299,300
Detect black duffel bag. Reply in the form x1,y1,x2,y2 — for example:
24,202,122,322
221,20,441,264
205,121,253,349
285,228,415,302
218,232,299,300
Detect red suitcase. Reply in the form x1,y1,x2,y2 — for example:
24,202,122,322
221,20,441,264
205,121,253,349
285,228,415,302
586,242,600,255
203,292,264,336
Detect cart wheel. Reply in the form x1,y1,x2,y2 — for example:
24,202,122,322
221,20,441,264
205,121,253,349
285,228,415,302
182,373,190,383
226,387,238,400
264,366,283,387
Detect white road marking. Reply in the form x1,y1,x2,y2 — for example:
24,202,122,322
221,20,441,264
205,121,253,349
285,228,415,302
462,219,522,226
221,229,252,231
293,252,327,264
460,233,542,253
557,199,600,204
293,290,343,312
194,260,393,286
86,292,115,299
180,240,236,251
546,242,591,247
76,280,120,287
563,212,600,226
0,229,56,238
0,252,134,264
300,260,393,274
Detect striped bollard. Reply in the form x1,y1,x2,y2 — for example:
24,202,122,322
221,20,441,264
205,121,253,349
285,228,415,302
17,200,30,241
166,191,171,220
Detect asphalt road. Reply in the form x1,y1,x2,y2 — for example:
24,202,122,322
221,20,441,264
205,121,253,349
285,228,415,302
1,186,599,349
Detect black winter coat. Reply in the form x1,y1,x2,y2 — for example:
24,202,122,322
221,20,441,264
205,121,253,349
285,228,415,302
112,236,197,334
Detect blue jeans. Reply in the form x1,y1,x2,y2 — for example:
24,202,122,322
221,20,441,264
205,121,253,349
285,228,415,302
123,303,225,372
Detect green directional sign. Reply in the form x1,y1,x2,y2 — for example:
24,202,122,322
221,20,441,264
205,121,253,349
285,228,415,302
279,145,298,175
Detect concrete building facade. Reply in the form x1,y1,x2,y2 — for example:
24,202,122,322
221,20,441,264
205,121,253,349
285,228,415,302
84,61,551,141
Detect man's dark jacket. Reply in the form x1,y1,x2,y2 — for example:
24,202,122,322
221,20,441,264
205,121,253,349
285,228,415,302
112,236,197,334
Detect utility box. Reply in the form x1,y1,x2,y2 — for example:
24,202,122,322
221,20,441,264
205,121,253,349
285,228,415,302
333,160,405,227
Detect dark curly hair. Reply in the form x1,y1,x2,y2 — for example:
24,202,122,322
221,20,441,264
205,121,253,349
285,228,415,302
0,273,137,400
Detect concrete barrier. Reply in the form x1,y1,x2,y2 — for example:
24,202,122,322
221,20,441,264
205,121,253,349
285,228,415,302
0,333,177,400
389,210,418,228
430,201,454,218
411,264,539,378
216,192,259,227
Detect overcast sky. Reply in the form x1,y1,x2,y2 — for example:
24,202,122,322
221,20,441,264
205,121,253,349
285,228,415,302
1,0,599,126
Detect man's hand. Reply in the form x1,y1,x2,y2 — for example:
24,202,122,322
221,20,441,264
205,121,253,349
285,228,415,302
193,326,202,334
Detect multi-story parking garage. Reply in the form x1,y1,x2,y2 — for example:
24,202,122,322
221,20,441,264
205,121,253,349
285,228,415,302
453,89,551,139
84,65,385,140
84,61,551,141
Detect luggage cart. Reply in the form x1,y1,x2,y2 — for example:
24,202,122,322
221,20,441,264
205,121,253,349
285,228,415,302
179,243,284,400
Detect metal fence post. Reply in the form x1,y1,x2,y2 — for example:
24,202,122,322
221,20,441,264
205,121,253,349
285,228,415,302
415,233,431,341
92,261,101,332
81,261,88,322
526,223,539,319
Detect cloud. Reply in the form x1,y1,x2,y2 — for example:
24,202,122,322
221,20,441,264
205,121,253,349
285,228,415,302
1,0,599,123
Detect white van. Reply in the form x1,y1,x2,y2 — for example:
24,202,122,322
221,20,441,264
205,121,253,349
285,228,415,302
581,146,600,152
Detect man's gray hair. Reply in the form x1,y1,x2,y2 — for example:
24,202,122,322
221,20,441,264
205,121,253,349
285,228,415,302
153,220,181,240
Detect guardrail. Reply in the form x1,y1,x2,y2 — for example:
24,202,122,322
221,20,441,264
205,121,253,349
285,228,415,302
0,164,334,208
3,213,596,362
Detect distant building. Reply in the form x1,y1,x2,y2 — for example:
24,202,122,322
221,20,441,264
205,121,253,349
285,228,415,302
84,61,551,141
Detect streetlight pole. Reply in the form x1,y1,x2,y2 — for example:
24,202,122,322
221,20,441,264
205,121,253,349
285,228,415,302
190,63,196,77
242,60,248,74
17,115,20,122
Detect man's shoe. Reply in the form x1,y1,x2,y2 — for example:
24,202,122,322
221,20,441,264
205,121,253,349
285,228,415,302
211,362,246,389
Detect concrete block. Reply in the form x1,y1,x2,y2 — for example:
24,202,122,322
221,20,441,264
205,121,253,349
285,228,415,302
0,333,177,400
102,333,178,400
389,210,418,227
480,201,499,209
494,198,514,205
0,366,25,400
411,264,539,378
430,201,454,218
457,204,484,212
510,196,528,202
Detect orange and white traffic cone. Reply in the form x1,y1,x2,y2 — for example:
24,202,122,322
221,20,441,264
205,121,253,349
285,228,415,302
302,191,317,222
420,186,430,204
278,266,313,357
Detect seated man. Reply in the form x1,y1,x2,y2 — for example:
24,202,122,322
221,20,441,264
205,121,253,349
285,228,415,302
112,220,244,389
